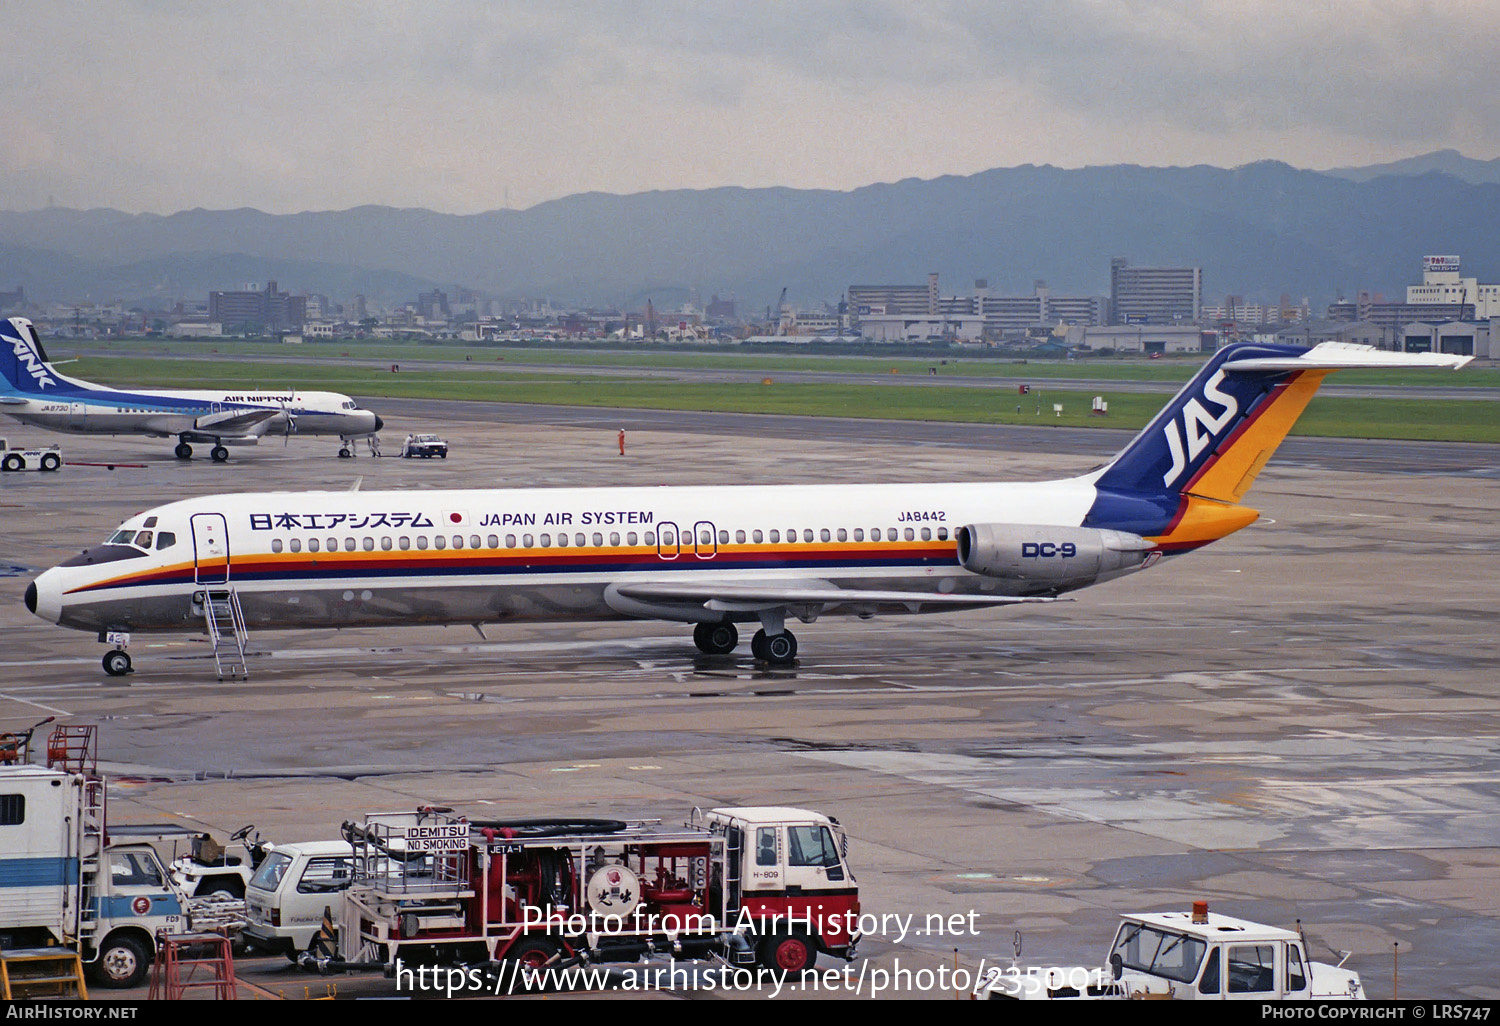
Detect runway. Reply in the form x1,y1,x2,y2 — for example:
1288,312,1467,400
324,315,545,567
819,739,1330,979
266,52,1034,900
1,405,1498,999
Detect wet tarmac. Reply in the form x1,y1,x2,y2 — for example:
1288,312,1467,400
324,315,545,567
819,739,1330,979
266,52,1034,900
1,406,1497,999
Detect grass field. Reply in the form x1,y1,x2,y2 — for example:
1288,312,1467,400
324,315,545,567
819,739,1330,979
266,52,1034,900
70,354,1500,443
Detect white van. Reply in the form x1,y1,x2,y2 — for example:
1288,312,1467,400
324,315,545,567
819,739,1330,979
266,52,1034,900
242,840,354,958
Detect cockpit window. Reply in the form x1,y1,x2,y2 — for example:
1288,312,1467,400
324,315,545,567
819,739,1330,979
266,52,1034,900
342,401,358,410
133,531,153,548
109,530,134,545
156,532,176,550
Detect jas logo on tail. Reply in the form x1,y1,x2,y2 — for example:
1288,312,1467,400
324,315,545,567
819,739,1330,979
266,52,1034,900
1162,370,1238,486
8,336,56,390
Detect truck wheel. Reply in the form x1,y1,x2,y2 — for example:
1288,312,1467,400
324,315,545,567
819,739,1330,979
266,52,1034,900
91,934,150,988
202,877,244,900
760,932,816,973
507,938,560,990
40,453,61,471
1,454,22,471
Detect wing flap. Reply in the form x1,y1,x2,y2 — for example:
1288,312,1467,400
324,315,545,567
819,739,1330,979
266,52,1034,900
612,579,1059,615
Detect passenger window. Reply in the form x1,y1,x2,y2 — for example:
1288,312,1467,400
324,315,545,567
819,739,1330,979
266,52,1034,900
609,532,620,546
380,537,392,551
870,528,881,541
487,535,498,549
803,529,814,543
363,538,374,551
471,535,480,549
699,530,711,545
937,527,948,541
296,857,352,894
434,536,447,550
592,533,603,547
768,530,779,543
557,533,570,547
327,537,338,551
416,536,429,550
626,532,637,546
643,532,654,545
903,528,914,541
751,530,763,543
718,530,728,544
539,534,551,547
921,527,931,541
399,537,410,550
271,539,283,553
522,534,534,547
853,529,863,542
661,530,675,545
506,535,516,548
820,529,831,542
735,530,746,544
308,538,320,552
344,537,356,551
156,532,176,550
836,528,847,542
452,535,463,549
289,538,301,553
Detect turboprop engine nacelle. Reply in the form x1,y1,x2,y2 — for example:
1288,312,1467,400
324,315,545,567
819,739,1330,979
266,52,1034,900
955,524,1156,590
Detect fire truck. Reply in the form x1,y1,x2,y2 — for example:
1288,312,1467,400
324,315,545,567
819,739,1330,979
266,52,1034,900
329,805,859,975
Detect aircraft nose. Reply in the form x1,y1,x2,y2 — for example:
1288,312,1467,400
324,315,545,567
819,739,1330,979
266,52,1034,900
25,571,63,624
24,581,36,614
373,415,384,431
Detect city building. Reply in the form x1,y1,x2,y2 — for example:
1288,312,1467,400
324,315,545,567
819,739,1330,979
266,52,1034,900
1109,257,1202,325
208,280,305,333
1407,255,1500,319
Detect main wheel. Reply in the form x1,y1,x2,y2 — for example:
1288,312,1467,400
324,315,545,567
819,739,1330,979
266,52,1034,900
759,932,816,973
693,621,738,654
753,629,797,665
210,445,229,463
1,453,22,471
103,650,132,676
90,933,150,989
338,447,352,458
39,453,61,471
174,442,193,459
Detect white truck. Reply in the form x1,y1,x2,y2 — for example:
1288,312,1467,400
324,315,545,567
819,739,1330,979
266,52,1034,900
0,439,63,472
0,763,191,987
973,902,1365,1001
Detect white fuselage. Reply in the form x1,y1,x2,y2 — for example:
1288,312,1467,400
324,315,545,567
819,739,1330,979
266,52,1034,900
28,476,1123,635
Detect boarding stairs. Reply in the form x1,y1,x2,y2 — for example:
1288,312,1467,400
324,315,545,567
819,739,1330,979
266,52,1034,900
202,589,249,680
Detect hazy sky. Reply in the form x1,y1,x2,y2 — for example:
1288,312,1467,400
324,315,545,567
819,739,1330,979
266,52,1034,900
4,1,1498,215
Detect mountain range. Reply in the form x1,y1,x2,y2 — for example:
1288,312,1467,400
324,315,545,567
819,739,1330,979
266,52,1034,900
1,152,1496,313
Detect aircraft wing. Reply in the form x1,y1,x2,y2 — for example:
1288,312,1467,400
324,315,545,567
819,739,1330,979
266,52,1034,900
611,580,1060,615
193,408,283,435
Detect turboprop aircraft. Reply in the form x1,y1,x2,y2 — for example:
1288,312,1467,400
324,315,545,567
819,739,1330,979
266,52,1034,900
0,316,382,461
24,340,1470,676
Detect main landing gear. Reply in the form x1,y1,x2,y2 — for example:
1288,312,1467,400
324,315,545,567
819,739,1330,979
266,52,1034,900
693,621,798,665
175,438,230,462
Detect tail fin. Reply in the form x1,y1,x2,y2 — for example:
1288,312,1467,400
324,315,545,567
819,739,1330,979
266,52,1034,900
0,317,64,395
1083,341,1471,549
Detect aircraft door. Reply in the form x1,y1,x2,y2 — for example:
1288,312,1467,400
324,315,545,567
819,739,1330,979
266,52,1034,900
190,513,230,585
693,521,716,560
656,521,680,560
67,402,86,427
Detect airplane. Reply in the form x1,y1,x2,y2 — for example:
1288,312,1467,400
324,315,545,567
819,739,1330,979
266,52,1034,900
0,316,383,461
23,339,1470,676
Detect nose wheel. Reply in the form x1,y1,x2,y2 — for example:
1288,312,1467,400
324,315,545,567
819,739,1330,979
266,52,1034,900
102,649,133,676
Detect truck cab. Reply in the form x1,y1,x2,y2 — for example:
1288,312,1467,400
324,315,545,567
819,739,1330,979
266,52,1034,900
699,806,860,972
973,903,1365,1001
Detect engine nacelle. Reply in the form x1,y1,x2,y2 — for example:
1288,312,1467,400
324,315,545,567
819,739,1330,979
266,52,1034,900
954,523,1156,590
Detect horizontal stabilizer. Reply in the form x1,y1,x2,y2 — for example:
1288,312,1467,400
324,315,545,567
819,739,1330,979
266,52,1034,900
1223,342,1474,373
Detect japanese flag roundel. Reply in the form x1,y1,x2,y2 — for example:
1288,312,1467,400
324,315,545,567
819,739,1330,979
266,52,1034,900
445,511,469,527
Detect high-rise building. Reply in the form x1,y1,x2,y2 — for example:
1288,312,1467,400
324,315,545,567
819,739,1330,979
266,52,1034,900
1109,258,1202,325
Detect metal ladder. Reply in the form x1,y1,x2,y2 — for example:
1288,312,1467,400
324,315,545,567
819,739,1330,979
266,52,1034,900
202,589,249,680
76,776,105,944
